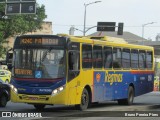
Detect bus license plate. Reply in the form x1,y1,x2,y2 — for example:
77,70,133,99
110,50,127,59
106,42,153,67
29,97,38,100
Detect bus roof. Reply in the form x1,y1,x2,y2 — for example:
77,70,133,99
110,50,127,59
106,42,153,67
69,35,154,51
14,34,154,51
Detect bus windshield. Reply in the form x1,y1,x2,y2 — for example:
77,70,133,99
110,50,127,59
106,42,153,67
14,48,65,79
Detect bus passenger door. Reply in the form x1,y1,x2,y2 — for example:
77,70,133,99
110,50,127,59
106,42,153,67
67,43,80,105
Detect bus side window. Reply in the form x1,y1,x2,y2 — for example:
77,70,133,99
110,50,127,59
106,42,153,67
82,44,92,69
139,50,146,69
68,51,80,71
146,51,152,69
93,45,102,69
131,49,138,69
104,46,112,69
112,48,122,69
122,48,131,69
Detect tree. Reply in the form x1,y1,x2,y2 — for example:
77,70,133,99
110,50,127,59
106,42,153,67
0,3,47,58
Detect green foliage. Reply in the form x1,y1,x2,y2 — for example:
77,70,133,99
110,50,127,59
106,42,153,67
0,3,47,58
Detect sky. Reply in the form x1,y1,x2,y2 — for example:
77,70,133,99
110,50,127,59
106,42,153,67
37,0,160,41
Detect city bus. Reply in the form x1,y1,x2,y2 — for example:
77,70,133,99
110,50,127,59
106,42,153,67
10,34,154,110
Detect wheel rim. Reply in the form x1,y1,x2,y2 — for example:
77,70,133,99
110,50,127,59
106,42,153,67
129,88,134,104
82,94,88,105
81,90,89,107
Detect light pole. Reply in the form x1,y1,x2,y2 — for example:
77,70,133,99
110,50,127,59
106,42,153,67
142,22,156,44
83,1,101,36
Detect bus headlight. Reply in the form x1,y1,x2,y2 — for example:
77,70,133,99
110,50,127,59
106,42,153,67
10,85,18,94
53,89,58,94
52,86,65,96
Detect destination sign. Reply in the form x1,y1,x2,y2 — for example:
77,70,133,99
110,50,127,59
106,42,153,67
15,69,33,75
14,36,66,48
20,38,59,45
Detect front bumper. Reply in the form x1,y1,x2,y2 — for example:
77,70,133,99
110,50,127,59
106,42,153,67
11,89,67,105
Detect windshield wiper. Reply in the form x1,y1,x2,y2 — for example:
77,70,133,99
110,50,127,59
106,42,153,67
42,48,52,62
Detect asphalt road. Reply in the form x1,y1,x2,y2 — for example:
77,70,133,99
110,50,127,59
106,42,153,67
0,91,160,120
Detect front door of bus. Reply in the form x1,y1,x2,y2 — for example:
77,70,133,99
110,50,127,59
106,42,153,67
67,42,80,105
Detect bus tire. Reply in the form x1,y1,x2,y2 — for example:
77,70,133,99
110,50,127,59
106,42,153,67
75,88,89,110
34,104,45,111
118,86,134,105
127,86,134,105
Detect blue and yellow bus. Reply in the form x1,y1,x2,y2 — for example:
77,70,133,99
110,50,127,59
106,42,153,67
10,34,154,110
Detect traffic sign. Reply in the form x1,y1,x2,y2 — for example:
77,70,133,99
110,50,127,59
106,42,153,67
6,3,20,14
5,0,36,15
21,2,36,14
97,22,116,31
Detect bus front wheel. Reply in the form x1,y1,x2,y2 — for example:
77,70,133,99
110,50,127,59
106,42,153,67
118,86,134,105
34,104,45,111
75,88,89,110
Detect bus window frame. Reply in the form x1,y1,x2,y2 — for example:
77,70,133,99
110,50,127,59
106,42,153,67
82,44,93,70
93,45,103,69
103,46,113,70
139,50,146,69
146,51,153,70
67,41,80,82
68,50,80,72
112,47,122,70
122,48,131,70
131,49,139,70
